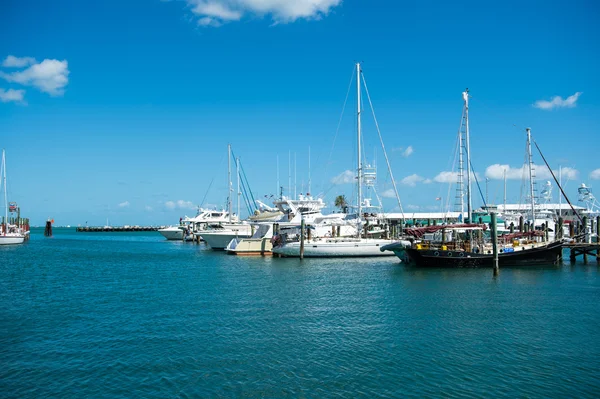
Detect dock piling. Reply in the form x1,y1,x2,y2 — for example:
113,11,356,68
300,219,305,260
491,212,499,276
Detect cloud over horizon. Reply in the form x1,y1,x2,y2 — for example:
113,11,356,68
485,164,578,181
590,169,600,180
400,174,424,187
331,170,355,185
186,0,341,27
0,56,70,96
533,92,582,110
165,199,197,210
0,88,25,104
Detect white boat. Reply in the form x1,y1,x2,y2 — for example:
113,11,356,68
158,208,234,240
199,223,253,250
226,194,355,255
272,63,398,258
0,150,26,246
197,144,255,250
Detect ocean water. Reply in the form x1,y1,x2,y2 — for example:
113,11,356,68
1,228,599,398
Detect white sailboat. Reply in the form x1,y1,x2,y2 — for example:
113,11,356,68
271,63,397,257
198,144,252,250
0,150,26,245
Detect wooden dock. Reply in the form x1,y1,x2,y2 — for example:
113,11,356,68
563,243,600,264
76,226,167,232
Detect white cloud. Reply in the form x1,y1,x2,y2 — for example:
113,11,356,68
401,146,413,158
165,199,196,210
2,55,36,68
118,201,130,208
423,179,432,184
590,169,600,180
485,164,578,180
533,92,582,110
433,170,479,183
381,189,396,198
331,170,355,185
186,0,341,26
0,88,25,104
406,204,420,210
145,205,154,211
0,58,69,96
400,174,423,187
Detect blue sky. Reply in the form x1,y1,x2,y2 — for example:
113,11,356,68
1,0,599,225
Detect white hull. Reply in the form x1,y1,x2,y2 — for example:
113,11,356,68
272,238,396,257
0,235,25,245
158,227,184,240
200,227,253,250
226,237,273,255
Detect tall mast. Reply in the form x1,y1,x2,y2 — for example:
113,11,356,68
526,128,536,228
2,150,6,234
463,89,472,223
356,63,362,235
276,155,280,200
294,152,297,199
456,108,465,218
288,150,291,199
503,168,507,215
558,166,562,214
227,144,232,222
308,146,311,195
236,156,240,219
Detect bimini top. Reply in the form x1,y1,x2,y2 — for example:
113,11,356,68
404,224,487,238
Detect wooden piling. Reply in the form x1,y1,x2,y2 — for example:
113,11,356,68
300,219,305,260
569,222,574,239
583,216,588,244
558,217,563,240
491,213,499,276
509,222,514,234
519,216,524,232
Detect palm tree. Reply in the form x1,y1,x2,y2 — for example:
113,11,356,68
335,195,348,213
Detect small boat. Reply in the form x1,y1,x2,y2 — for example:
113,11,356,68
0,150,27,245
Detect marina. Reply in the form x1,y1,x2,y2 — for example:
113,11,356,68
2,228,599,398
3,0,599,397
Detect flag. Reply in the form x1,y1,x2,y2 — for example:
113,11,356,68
435,197,441,201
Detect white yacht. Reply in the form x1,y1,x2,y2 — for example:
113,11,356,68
158,208,233,240
226,194,353,255
271,64,397,257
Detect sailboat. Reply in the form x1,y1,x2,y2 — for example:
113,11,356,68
382,91,564,266
271,63,401,258
0,150,27,245
197,144,252,250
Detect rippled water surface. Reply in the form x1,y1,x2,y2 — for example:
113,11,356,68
1,228,599,398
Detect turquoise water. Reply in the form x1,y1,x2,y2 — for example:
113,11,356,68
1,228,599,398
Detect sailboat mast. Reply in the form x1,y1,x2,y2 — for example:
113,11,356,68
356,63,362,236
228,144,232,223
463,89,472,223
236,156,240,219
457,116,465,218
526,128,536,228
558,166,562,215
503,168,507,215
308,146,311,195
2,150,6,234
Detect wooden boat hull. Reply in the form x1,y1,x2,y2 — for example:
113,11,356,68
397,241,564,267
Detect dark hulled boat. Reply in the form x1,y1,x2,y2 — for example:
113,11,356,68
381,225,564,268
